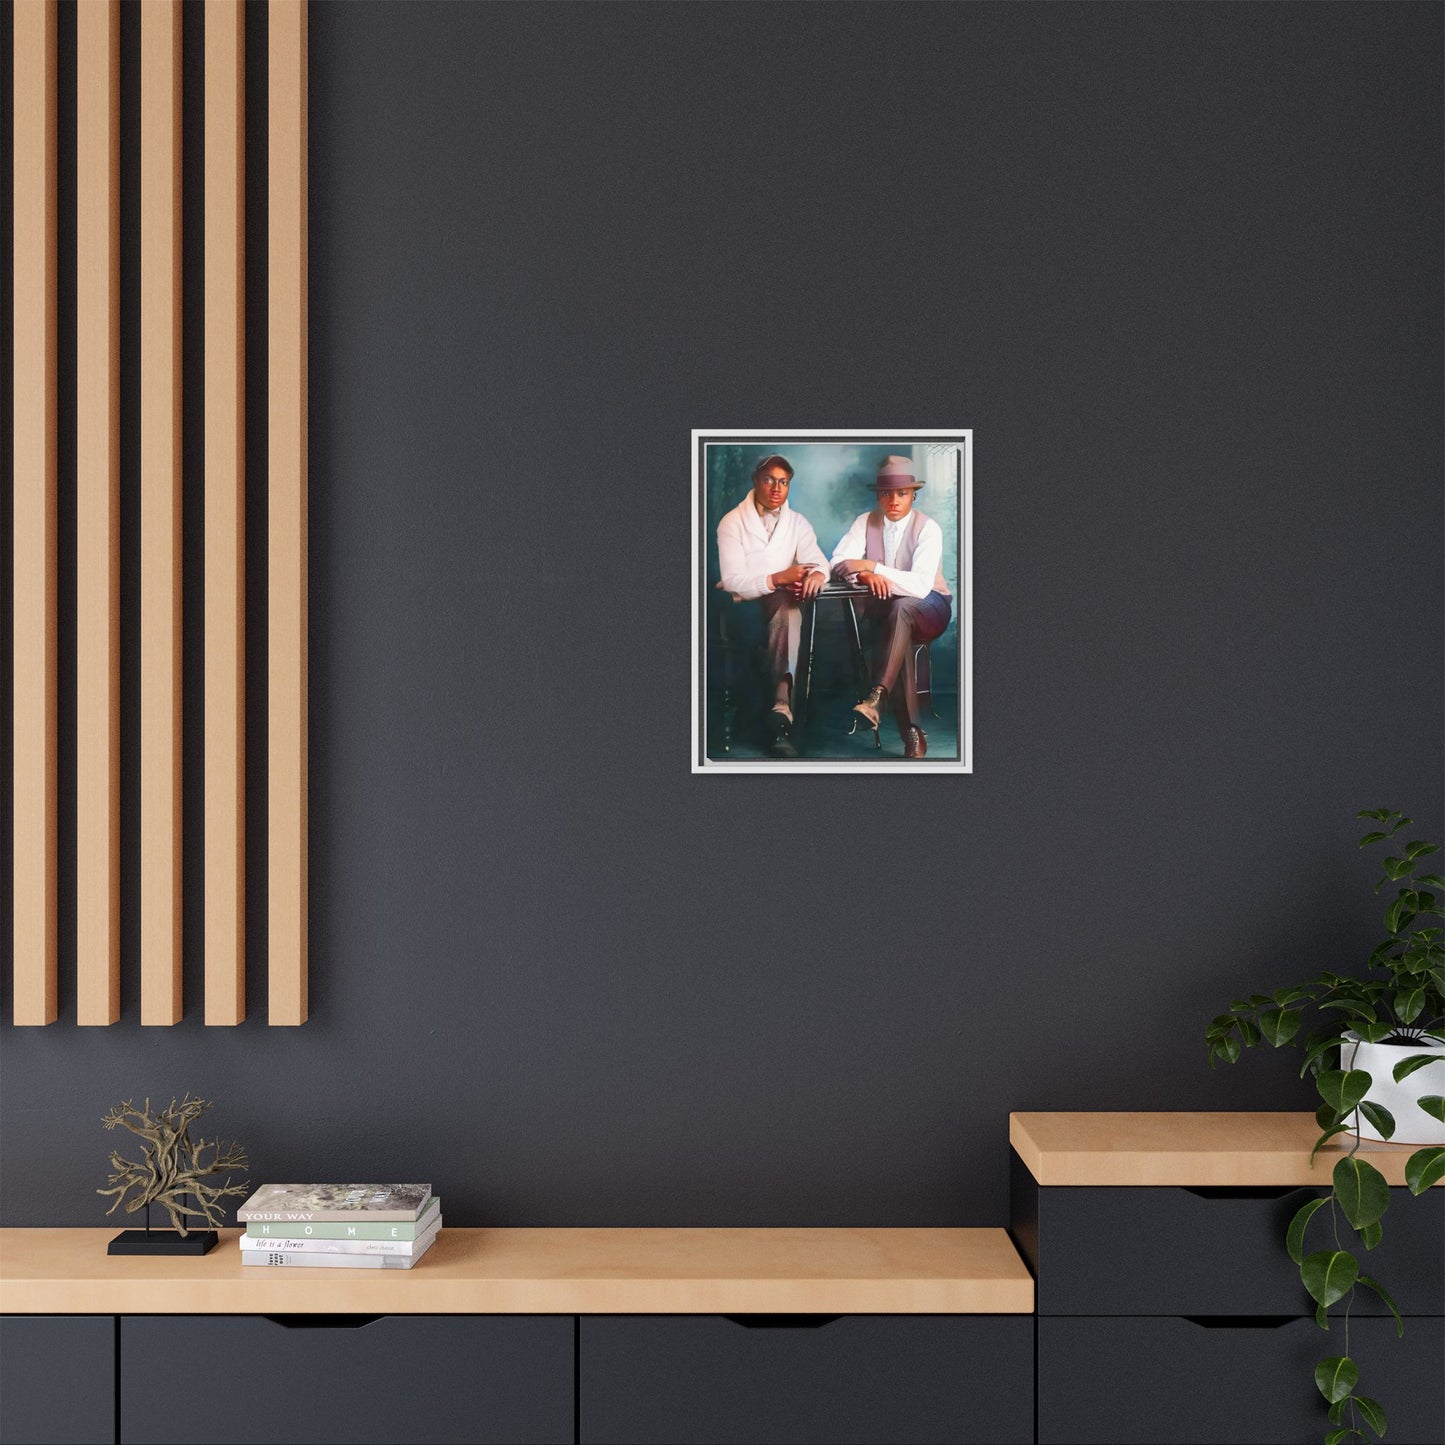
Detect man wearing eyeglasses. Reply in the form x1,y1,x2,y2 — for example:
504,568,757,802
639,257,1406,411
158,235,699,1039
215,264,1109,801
715,453,830,758
830,454,952,759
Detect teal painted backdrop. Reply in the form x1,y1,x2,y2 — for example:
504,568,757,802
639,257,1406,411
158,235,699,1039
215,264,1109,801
704,441,963,725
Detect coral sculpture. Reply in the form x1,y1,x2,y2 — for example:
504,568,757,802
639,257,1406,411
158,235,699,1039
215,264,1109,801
98,1096,249,1236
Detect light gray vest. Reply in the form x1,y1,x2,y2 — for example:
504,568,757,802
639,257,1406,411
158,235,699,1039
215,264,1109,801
864,510,950,597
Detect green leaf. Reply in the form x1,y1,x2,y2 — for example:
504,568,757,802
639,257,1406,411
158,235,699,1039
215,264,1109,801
1333,1157,1390,1230
1301,1032,1345,1078
1356,809,1389,821
1353,1021,1394,1043
1302,1249,1359,1307
1358,1101,1395,1140
1392,1053,1443,1083
1328,1399,1347,1426
1390,815,1412,834
1404,840,1440,861
1328,1425,1375,1445
1311,1123,1353,1164
1316,1102,1343,1130
1385,891,1418,934
1384,855,1412,880
1315,1355,1358,1404
1357,1276,1403,1337
1358,831,1388,846
1237,1016,1262,1047
1405,1147,1445,1194
1210,1035,1241,1066
1417,1095,1445,1124
1367,939,1399,968
1394,988,1425,1024
1354,1394,1387,1438
1286,1195,1328,1264
1416,873,1445,891
1357,1219,1382,1250
1316,1300,1330,1329
1320,1000,1379,1021
1259,1007,1300,1047
1273,986,1314,1005
1318,1069,1372,1114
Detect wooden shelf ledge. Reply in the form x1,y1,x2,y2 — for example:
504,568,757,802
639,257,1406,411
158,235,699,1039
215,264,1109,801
1010,1112,1442,1188
0,1227,1033,1316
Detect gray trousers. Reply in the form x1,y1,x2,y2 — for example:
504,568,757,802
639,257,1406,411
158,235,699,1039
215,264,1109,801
861,591,952,727
728,591,803,710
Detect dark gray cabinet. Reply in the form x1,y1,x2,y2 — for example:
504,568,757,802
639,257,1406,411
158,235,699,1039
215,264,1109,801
1009,1152,1445,1317
5,1310,1033,1445
579,1314,1033,1444
1012,1149,1445,1445
0,1316,115,1445
120,1315,573,1444
1037,1315,1445,1445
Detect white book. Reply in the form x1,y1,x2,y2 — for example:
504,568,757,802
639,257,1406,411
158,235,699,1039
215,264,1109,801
239,1218,441,1257
242,1231,438,1270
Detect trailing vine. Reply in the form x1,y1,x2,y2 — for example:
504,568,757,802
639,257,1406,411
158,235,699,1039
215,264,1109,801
1206,809,1445,1443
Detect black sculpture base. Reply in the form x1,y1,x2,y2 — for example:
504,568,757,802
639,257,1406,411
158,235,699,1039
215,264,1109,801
108,1229,218,1256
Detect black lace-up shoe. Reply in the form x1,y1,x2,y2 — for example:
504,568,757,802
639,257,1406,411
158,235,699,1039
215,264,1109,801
768,710,799,759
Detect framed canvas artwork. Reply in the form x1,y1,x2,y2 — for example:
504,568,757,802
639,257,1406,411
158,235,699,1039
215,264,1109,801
693,430,972,774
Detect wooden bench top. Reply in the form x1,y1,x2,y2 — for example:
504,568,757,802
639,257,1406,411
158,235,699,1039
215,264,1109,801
0,1226,1034,1315
1010,1111,1440,1187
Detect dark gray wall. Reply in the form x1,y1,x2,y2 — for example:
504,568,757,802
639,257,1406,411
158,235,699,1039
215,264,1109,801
3,1,1441,1227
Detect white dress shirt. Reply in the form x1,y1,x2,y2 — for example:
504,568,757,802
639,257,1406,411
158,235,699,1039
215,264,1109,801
882,515,908,568
717,497,830,601
829,509,945,599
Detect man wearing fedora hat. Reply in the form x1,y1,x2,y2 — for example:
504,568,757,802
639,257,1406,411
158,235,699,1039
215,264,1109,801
829,454,952,759
716,453,830,757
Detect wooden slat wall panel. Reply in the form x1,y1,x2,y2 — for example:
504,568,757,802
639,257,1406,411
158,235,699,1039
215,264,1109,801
12,1,59,1026
268,0,308,1024
205,0,245,1024
12,1,311,1027
75,0,121,1026
140,0,183,1025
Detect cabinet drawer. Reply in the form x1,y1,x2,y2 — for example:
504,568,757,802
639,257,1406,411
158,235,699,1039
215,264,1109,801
579,1315,1032,1445
0,1316,115,1445
1011,1151,1445,1316
1038,1315,1445,1444
120,1315,572,1444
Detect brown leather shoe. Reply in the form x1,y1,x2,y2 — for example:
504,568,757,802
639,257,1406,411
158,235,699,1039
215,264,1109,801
852,684,887,730
901,725,927,759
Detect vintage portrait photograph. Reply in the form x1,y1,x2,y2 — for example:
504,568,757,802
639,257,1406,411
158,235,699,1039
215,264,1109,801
693,431,972,773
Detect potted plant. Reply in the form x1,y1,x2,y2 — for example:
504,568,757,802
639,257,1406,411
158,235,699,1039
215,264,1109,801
1205,808,1445,1445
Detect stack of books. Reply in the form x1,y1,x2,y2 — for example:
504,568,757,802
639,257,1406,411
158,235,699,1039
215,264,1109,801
236,1184,441,1270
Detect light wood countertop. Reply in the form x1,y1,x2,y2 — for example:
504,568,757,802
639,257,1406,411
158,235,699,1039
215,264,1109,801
0,1227,1034,1316
1010,1112,1442,1187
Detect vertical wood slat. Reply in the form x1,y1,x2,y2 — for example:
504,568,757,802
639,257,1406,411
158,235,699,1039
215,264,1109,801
269,0,308,1024
205,0,245,1025
11,1,58,1026
140,0,183,1024
76,0,121,1026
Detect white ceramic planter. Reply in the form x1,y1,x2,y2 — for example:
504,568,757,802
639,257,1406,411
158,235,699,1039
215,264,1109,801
1341,1031,1445,1145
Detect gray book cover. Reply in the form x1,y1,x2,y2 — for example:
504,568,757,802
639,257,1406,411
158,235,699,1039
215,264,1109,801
237,1183,432,1222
